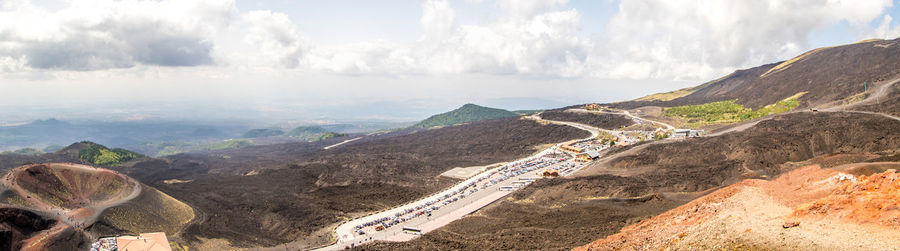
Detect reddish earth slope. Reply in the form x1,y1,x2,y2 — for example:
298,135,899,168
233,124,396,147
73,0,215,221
575,164,900,250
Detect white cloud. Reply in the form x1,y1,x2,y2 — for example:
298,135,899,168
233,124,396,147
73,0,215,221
420,0,456,41
240,0,588,78
873,15,900,39
306,40,416,75
0,0,236,71
592,0,895,80
496,0,568,18
243,0,894,80
242,10,309,68
1,0,897,82
420,7,588,77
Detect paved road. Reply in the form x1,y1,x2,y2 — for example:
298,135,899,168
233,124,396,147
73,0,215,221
308,79,900,250
311,117,601,250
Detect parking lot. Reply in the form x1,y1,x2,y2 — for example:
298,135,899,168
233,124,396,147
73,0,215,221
318,114,663,250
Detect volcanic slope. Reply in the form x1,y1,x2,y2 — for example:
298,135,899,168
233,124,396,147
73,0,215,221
610,38,900,110
576,163,900,250
0,163,194,250
118,117,589,249
361,111,900,250
0,208,56,251
537,109,634,130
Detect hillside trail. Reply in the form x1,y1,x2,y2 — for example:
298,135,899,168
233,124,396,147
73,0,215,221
708,76,900,137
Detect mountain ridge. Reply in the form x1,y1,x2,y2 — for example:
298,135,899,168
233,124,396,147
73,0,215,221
611,38,900,110
413,103,520,128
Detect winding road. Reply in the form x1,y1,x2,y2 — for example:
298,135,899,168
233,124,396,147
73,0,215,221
309,78,899,250
309,115,604,250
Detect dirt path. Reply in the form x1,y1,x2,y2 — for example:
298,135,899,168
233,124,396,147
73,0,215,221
825,77,899,111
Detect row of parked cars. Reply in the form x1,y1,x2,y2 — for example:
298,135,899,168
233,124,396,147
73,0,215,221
354,175,488,235
483,155,569,189
352,152,571,236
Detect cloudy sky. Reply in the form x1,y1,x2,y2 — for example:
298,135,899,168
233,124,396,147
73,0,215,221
1,0,898,123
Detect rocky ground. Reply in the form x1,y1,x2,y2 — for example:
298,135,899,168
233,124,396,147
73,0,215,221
538,110,634,130
119,118,589,248
608,38,900,110
576,163,900,250
360,111,900,250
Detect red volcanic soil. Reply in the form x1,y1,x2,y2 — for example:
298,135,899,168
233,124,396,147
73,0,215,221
791,168,900,228
575,165,900,250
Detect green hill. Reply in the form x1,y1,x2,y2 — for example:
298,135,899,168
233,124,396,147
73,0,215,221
413,103,519,128
75,141,144,166
285,126,345,142
242,128,285,138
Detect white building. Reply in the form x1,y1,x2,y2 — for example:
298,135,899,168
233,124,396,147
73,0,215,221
673,129,704,138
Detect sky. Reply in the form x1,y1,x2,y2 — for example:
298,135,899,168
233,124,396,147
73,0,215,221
1,0,899,124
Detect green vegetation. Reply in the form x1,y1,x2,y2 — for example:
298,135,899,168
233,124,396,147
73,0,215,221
414,103,520,128
155,139,253,157
239,126,346,142
595,130,617,143
663,100,747,121
242,128,284,138
285,126,328,137
77,141,143,166
284,126,346,141
151,126,345,157
663,93,803,126
653,133,669,140
316,132,344,141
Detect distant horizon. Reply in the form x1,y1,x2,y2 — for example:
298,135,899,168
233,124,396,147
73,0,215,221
2,0,898,123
